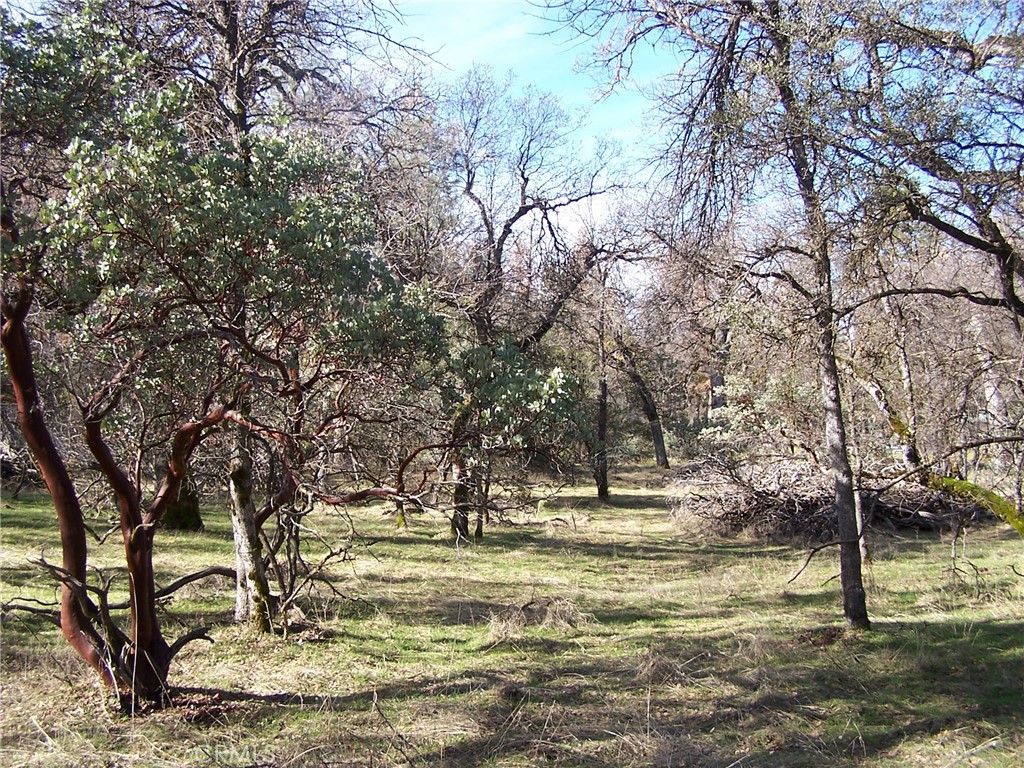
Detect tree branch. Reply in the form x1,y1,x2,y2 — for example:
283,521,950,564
839,286,1007,317
787,538,863,584
869,435,1024,496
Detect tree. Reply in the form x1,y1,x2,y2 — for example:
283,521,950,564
428,67,616,532
68,0,430,628
77,0,406,141
836,222,1024,533
2,5,441,702
553,0,873,626
612,332,670,469
1,10,235,704
836,1,1024,325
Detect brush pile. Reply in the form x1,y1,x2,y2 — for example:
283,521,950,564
671,456,994,543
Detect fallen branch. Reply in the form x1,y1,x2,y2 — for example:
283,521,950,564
788,538,863,584
372,690,423,766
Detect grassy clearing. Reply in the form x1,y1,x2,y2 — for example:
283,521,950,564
1,474,1023,767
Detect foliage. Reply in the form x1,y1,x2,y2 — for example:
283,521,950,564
0,4,143,183
15,74,443,492
447,338,584,455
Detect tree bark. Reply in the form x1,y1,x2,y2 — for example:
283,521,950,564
450,453,472,541
591,271,611,501
838,357,923,474
818,328,870,628
1,293,114,688
888,298,923,469
83,413,174,702
615,336,669,469
448,402,475,541
228,442,273,632
3,279,228,705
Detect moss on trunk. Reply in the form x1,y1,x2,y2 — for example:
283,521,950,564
925,475,1023,534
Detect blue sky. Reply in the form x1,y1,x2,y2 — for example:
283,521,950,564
392,0,668,155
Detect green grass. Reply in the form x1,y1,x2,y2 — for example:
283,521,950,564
2,477,1023,767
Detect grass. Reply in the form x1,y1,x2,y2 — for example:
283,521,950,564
1,475,1023,767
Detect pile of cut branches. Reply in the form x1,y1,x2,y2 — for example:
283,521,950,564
671,456,993,543
861,484,993,533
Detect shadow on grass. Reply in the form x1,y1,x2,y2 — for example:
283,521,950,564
424,596,504,627
0,506,54,531
0,564,59,590
471,531,797,567
546,492,672,511
163,618,1024,767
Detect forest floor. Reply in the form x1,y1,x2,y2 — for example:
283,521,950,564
1,468,1023,767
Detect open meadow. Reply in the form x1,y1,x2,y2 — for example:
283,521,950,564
2,474,1023,767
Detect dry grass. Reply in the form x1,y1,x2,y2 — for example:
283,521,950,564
2,474,1023,767
487,596,592,642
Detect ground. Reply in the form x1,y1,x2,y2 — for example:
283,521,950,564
1,472,1022,767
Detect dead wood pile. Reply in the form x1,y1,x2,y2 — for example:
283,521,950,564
671,457,994,543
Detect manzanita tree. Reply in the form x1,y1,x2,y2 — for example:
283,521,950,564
2,8,440,705
2,9,221,706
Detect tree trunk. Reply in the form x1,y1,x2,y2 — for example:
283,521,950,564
228,443,273,632
450,454,472,541
883,295,923,468
970,319,1013,466
709,321,730,411
474,504,485,540
818,321,871,629
1,296,114,687
615,337,669,468
593,295,611,501
838,358,923,475
649,419,669,470
162,474,203,530
2,287,209,705
448,401,474,541
594,377,610,502
473,466,490,540
768,9,870,629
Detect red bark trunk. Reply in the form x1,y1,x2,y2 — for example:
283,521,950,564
1,292,115,686
84,418,172,700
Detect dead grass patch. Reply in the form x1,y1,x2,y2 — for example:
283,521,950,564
487,596,592,642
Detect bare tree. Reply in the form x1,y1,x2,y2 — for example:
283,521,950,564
553,0,873,626
837,1,1024,326
429,66,618,533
